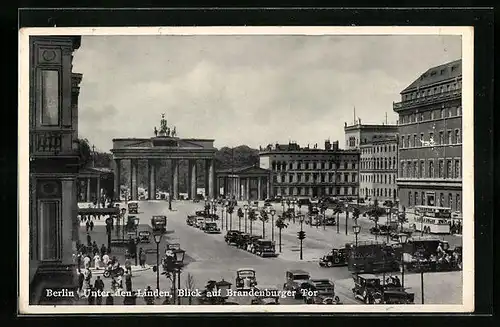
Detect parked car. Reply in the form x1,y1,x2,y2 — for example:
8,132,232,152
128,201,139,214
204,222,221,234
235,233,251,249
235,268,257,290
319,248,348,267
352,274,414,304
283,270,311,299
245,235,263,252
225,230,242,245
251,239,277,257
250,285,280,305
186,215,197,226
301,279,340,304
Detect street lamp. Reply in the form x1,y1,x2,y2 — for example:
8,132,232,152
398,233,409,289
120,208,127,242
243,204,249,233
133,217,140,266
270,208,276,243
215,279,232,304
153,232,163,295
172,248,186,305
353,225,361,247
299,214,305,260
281,200,285,215
344,203,349,235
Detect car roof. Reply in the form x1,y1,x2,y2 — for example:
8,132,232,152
358,274,380,279
237,268,255,272
288,269,310,274
310,279,332,283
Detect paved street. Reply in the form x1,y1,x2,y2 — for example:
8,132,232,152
77,200,463,305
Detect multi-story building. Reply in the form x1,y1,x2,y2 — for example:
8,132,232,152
344,121,399,203
259,140,360,199
359,136,398,203
29,36,82,304
344,120,399,150
393,59,462,213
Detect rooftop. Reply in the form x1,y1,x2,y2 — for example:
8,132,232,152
401,59,462,93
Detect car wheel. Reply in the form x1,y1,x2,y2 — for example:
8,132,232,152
326,261,333,267
103,270,110,278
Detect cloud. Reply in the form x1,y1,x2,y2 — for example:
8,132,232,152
72,34,462,151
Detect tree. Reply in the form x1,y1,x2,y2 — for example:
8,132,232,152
275,217,288,253
185,273,196,305
227,206,234,230
368,204,386,240
332,203,343,234
259,210,269,239
76,138,92,169
248,209,258,236
237,208,244,232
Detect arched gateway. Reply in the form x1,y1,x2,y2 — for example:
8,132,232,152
111,114,217,201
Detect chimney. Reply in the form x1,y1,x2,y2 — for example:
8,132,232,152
331,141,339,151
324,140,331,150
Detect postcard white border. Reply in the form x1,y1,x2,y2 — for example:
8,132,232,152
18,26,474,314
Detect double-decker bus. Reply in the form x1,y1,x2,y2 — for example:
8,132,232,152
412,206,451,234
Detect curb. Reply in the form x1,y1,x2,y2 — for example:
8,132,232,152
82,265,152,275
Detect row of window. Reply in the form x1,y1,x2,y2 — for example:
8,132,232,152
407,191,461,212
274,186,358,197
402,81,461,102
360,187,395,198
272,161,357,171
361,173,397,185
274,172,358,184
361,156,397,170
400,129,461,148
399,106,462,125
361,144,397,154
400,158,461,179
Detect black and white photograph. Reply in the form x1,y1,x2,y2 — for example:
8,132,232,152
19,26,474,313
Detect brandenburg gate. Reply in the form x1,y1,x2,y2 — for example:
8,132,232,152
111,114,217,201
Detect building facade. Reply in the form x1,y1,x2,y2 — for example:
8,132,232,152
259,140,360,199
344,122,399,204
393,59,462,213
359,137,398,203
29,36,82,304
216,165,271,201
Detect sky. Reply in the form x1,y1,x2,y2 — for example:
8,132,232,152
72,34,462,152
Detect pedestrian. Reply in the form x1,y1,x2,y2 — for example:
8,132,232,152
123,291,137,305
89,220,94,232
102,252,110,267
125,271,132,292
111,277,117,293
139,248,146,268
86,221,90,232
83,268,93,290
83,254,91,269
144,286,155,305
86,233,92,246
87,287,96,305
77,269,84,295
116,275,123,292
100,244,107,258
94,276,105,305
124,257,132,276
76,251,82,269
105,294,114,305
92,241,99,255
93,252,101,269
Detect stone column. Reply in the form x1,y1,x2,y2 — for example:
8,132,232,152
96,176,101,207
113,159,121,201
190,159,197,199
246,178,250,201
187,160,192,199
86,178,91,202
208,159,215,199
148,160,157,200
204,160,210,198
131,159,138,201
172,159,179,200
61,178,76,264
266,176,270,200
257,177,262,200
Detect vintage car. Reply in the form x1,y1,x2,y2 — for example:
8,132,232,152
319,248,348,267
225,230,242,245
369,224,397,236
250,285,280,305
235,268,257,290
283,270,311,299
245,235,263,252
138,230,151,243
323,216,337,226
251,239,277,257
300,279,338,304
204,222,221,234
195,217,206,229
151,215,167,233
235,233,251,249
195,210,207,217
128,201,139,214
352,274,414,304
186,215,197,226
